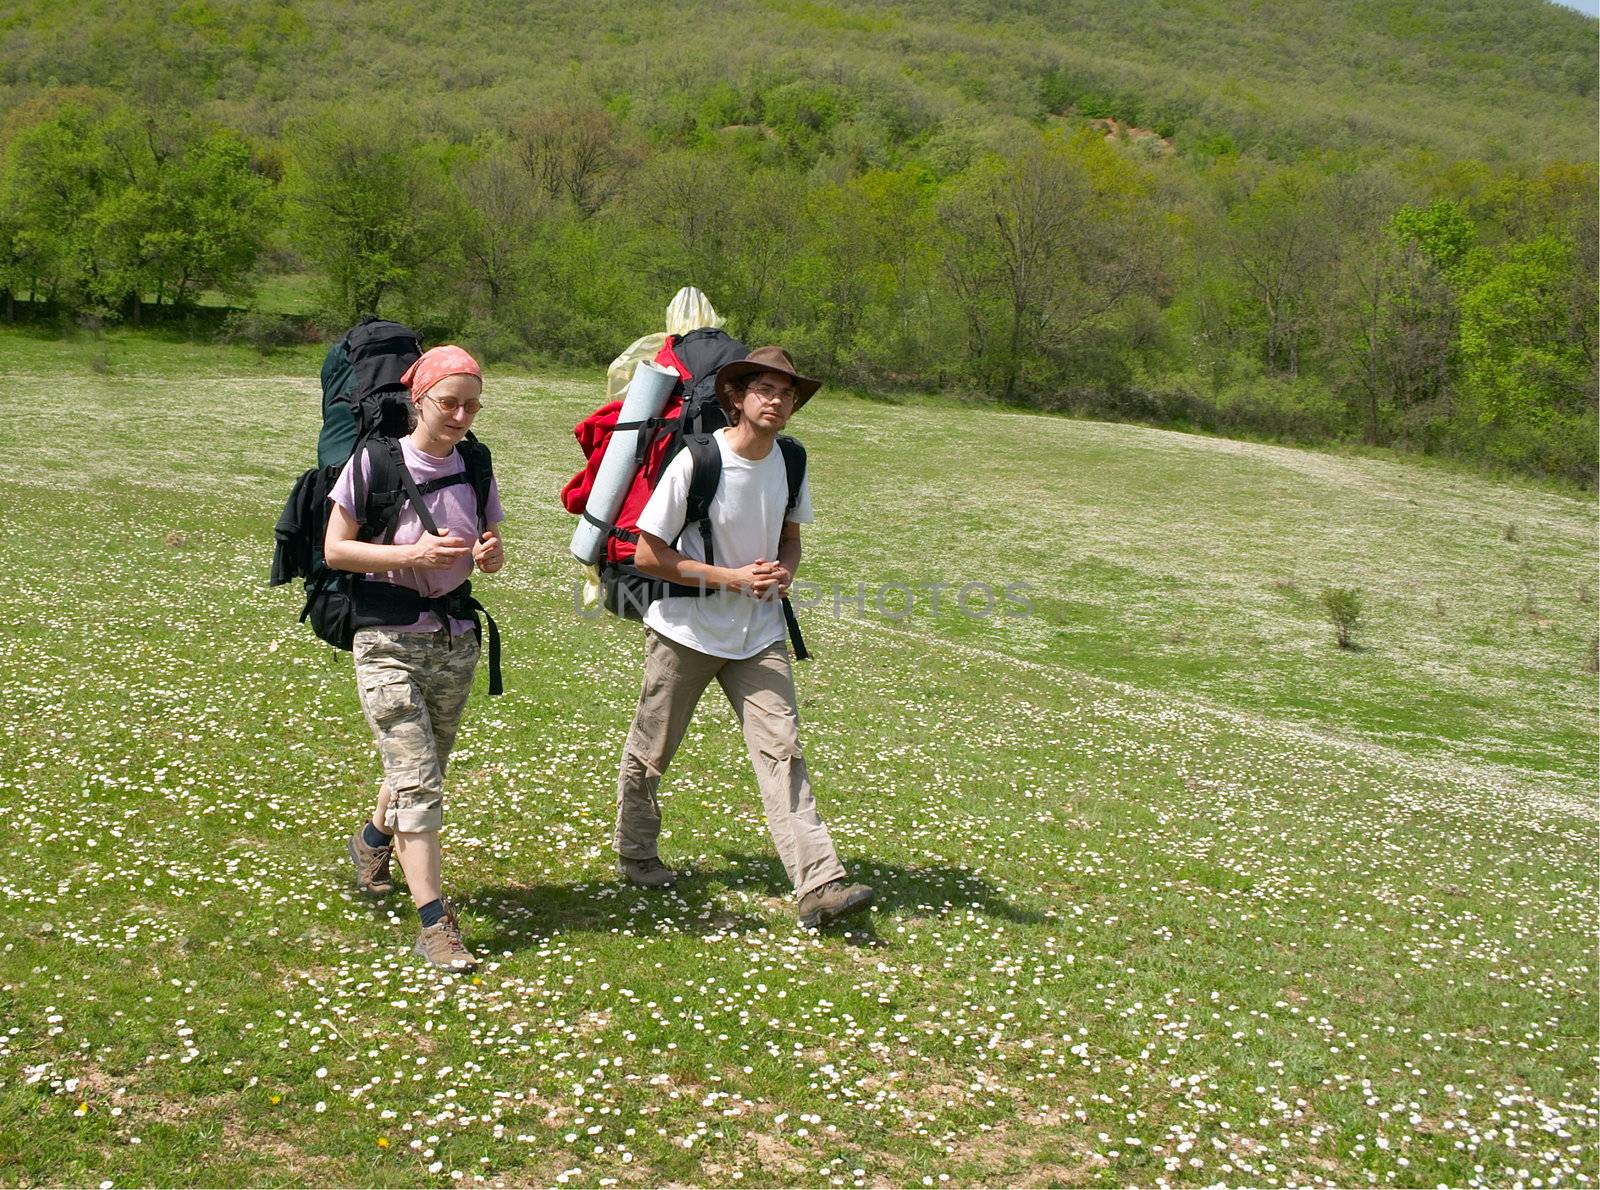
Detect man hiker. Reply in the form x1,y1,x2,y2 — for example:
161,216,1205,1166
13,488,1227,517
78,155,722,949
614,346,874,929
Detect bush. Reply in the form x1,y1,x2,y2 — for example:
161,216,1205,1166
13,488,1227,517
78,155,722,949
1318,585,1363,649
217,310,311,353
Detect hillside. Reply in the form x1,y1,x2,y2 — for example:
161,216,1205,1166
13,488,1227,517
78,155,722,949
0,0,1595,161
0,1,1594,486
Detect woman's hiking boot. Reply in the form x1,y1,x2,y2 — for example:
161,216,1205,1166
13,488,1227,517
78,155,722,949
798,879,874,929
617,855,678,889
413,902,478,971
347,827,394,895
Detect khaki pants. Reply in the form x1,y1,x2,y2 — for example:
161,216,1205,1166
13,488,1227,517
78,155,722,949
615,629,847,899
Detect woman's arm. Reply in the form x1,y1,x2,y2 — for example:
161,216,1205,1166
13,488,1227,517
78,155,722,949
323,503,472,574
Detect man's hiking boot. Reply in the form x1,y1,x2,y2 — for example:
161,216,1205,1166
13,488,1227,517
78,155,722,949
347,826,394,895
618,855,678,889
798,879,875,929
413,902,478,971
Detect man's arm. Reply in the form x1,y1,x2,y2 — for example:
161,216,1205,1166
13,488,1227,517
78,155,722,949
634,530,775,597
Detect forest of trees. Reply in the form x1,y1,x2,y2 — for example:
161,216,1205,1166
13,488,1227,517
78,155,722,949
0,0,1594,483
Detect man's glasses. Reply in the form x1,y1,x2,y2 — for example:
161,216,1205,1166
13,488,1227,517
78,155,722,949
747,382,796,402
426,393,482,415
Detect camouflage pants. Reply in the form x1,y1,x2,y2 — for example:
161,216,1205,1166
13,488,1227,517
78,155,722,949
353,627,480,834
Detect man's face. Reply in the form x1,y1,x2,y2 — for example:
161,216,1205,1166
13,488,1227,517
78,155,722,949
738,371,797,433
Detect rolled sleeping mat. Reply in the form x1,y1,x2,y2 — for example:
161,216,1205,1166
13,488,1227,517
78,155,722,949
570,358,680,565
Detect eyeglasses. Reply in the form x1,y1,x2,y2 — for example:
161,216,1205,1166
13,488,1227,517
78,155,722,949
746,381,796,402
426,393,482,415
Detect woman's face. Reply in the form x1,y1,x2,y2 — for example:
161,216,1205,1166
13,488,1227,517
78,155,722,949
413,373,483,446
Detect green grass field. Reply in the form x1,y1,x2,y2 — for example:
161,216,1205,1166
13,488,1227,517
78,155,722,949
1,330,1595,1187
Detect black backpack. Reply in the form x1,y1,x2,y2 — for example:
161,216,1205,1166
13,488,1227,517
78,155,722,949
316,318,423,468
602,432,810,660
271,436,504,696
665,327,748,439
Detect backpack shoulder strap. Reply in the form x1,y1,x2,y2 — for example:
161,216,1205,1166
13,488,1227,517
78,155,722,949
773,436,810,661
457,435,494,530
683,433,722,566
775,435,806,514
349,435,379,532
357,436,440,542
684,433,721,525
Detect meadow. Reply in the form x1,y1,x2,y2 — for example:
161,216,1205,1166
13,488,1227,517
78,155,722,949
0,329,1595,1187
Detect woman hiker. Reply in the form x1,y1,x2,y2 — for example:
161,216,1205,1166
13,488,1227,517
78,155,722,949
325,345,506,970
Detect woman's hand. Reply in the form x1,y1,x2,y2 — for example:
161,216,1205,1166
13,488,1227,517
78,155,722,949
408,532,473,571
473,528,505,574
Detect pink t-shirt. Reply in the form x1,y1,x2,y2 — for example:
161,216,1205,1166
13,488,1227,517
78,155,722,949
329,438,504,635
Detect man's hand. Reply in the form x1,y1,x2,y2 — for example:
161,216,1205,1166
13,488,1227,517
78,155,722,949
722,561,771,597
408,532,472,571
749,559,792,601
473,528,505,574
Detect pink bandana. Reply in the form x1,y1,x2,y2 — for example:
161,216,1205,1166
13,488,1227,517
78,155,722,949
401,345,482,402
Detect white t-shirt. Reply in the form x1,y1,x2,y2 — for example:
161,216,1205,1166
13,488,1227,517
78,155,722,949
636,429,813,660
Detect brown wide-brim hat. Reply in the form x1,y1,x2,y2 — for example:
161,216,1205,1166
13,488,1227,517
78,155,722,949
715,346,823,411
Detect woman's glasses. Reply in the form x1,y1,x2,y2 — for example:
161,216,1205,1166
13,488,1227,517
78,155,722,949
426,393,482,415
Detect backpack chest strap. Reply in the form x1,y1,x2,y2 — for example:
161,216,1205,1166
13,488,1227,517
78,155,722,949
414,472,471,497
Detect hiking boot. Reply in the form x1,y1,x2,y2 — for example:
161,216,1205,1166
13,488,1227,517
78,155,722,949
347,826,394,895
413,902,478,971
798,879,874,929
617,854,678,889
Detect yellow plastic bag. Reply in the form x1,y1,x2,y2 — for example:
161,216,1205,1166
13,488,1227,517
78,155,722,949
604,287,724,404
664,286,723,336
586,286,726,612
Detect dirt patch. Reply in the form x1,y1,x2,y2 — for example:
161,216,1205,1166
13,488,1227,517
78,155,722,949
913,1081,967,1109
945,1116,1104,1185
62,1061,119,1098
1089,116,1175,154
751,1130,810,1177
220,1115,343,1181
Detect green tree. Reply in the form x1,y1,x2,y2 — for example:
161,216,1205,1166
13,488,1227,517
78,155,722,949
622,146,803,337
1338,229,1458,447
0,93,121,311
1457,233,1597,478
285,114,457,323
1211,163,1338,379
784,166,935,378
1391,198,1477,279
939,129,1164,403
0,96,275,320
453,140,545,320
151,129,277,307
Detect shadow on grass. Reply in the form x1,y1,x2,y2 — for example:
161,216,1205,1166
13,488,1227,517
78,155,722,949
461,870,770,954
454,849,1043,954
716,850,1047,926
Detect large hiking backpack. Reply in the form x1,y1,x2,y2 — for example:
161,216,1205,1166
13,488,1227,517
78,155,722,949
274,320,503,693
596,432,811,660
561,327,747,572
316,317,423,468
